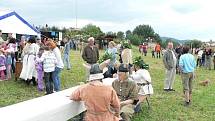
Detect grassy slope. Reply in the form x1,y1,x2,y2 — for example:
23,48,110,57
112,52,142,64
0,47,215,121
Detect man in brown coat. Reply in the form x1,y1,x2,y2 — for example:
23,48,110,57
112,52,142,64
82,37,99,80
82,37,99,64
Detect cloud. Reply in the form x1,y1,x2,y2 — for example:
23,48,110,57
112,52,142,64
1,0,215,41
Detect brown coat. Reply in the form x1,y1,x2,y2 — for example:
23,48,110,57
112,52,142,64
82,45,99,64
71,82,120,121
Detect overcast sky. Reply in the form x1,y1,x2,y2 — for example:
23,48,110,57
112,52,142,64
1,0,215,41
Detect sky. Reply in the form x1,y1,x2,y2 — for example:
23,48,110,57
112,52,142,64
1,0,215,41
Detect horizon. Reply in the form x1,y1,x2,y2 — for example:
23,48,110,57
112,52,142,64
1,0,215,41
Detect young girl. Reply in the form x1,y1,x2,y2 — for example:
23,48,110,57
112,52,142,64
36,46,57,95
5,51,12,80
35,47,45,91
0,48,6,80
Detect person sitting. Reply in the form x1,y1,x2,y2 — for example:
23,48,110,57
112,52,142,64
130,56,153,112
70,62,120,121
112,64,138,121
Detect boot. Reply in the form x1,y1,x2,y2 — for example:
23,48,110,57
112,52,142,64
32,77,37,86
26,79,31,85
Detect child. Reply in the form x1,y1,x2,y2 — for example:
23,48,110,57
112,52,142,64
5,51,12,80
36,46,57,95
0,49,6,80
35,47,45,91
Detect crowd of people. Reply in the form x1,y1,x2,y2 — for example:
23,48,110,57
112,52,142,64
0,30,19,81
71,37,153,121
1,29,213,121
70,38,213,120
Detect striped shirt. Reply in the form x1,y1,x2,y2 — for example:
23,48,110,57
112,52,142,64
36,51,57,72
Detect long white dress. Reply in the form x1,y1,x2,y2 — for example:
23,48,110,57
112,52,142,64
20,43,40,80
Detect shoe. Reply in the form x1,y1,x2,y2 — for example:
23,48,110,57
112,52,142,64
163,89,169,91
184,101,190,107
26,80,31,85
168,89,175,91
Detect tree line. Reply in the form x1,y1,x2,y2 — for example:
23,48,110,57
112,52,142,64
38,24,203,48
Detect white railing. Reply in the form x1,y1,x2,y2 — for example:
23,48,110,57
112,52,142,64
0,78,116,121
0,86,86,121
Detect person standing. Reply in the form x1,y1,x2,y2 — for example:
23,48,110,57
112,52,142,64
142,43,147,56
20,37,39,85
47,40,64,92
82,37,99,80
112,64,138,121
63,38,71,70
163,42,177,91
70,63,120,121
179,46,196,106
197,49,203,67
35,47,45,91
36,46,57,95
0,49,6,80
0,30,4,43
205,48,212,70
155,42,161,58
213,53,215,70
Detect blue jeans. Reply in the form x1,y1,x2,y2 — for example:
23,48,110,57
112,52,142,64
52,67,62,92
64,54,71,69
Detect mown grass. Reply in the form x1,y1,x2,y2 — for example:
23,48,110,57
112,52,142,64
0,46,215,121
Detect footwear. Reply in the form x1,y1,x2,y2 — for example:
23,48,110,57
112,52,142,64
26,80,31,85
163,89,169,91
168,89,175,91
184,101,190,107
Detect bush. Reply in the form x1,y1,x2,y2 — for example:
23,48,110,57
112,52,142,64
127,34,142,46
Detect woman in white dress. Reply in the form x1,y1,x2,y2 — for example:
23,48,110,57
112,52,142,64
130,57,153,107
20,37,40,85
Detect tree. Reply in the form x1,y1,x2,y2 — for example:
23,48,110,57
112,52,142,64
185,39,202,48
133,24,155,41
154,33,162,44
116,31,124,40
127,34,142,46
125,30,132,39
161,39,180,48
51,26,60,31
81,24,103,38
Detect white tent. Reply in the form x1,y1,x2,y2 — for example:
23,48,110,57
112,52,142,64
0,10,40,35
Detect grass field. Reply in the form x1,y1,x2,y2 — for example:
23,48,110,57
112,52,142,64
0,46,215,121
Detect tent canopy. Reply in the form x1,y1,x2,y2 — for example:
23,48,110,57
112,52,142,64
0,10,40,35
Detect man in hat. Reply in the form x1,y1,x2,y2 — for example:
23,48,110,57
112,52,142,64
112,64,138,121
70,63,120,121
82,37,99,79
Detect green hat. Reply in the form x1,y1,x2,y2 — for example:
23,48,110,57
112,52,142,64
133,56,149,70
122,40,132,49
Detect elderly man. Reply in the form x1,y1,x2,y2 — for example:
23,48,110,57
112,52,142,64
112,64,138,121
163,42,177,91
82,37,99,80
